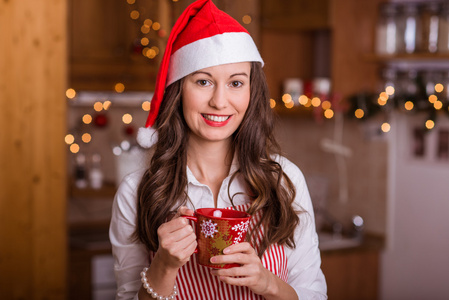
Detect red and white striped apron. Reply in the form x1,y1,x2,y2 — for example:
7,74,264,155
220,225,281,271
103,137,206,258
150,204,288,300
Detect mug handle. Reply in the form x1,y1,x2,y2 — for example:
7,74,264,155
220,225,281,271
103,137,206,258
181,215,198,253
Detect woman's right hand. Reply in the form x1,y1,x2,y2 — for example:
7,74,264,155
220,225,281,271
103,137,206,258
154,206,197,270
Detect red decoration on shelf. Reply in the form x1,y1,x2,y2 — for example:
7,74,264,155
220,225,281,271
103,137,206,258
93,113,108,128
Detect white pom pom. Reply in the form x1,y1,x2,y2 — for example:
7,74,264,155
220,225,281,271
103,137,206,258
137,127,158,148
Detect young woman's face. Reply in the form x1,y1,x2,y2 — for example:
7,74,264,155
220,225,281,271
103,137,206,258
182,62,251,145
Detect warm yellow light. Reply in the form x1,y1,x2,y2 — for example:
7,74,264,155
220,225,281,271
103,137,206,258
425,120,435,129
311,97,321,107
385,86,395,96
141,25,150,34
93,101,103,112
144,19,153,26
324,109,334,119
270,98,276,108
103,100,112,110
428,94,437,103
242,15,252,24
152,22,161,31
122,113,133,124
142,101,151,111
321,100,331,110
434,100,443,110
151,46,160,55
379,92,389,101
82,114,92,124
378,97,387,106
404,101,414,110
141,37,149,46
130,10,140,20
354,108,364,119
435,83,444,93
115,83,125,93
127,0,136,4
285,101,294,109
145,48,157,59
282,94,292,103
65,134,75,145
70,143,80,154
298,95,309,105
172,0,179,2
82,133,92,143
66,88,76,99
381,122,391,133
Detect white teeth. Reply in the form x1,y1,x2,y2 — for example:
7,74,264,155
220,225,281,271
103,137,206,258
203,114,230,122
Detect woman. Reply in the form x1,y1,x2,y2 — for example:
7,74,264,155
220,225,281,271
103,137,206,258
109,1,327,299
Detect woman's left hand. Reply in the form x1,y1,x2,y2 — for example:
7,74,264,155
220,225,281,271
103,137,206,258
209,242,274,296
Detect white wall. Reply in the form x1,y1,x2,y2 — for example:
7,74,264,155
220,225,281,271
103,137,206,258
381,112,449,300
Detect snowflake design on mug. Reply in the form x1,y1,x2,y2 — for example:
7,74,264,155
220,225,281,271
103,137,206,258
200,219,218,238
231,220,250,244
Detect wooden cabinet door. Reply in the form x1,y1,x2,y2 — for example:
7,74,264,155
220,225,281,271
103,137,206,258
69,0,161,91
321,250,379,300
261,0,330,30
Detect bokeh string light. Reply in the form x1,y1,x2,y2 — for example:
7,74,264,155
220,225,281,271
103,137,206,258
65,88,151,154
346,77,448,132
64,2,269,154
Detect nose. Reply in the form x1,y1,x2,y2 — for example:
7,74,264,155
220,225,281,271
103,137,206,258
209,85,228,109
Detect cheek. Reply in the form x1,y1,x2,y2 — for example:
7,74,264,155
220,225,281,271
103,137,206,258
237,91,251,113
181,91,198,115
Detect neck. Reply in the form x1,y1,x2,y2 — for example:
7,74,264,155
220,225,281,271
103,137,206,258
186,137,234,205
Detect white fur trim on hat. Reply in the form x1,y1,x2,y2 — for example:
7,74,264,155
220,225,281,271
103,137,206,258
166,32,264,87
137,126,159,148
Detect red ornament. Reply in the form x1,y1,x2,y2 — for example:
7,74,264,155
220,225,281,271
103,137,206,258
94,113,108,128
124,125,135,136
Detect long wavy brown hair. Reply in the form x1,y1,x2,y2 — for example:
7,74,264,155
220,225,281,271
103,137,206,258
135,62,301,257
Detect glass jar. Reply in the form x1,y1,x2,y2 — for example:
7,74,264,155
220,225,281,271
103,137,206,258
380,67,398,97
376,3,401,55
422,70,442,96
438,2,449,53
396,69,421,109
421,1,441,53
440,70,449,103
400,2,422,54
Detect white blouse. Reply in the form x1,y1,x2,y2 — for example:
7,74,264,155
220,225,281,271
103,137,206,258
109,155,327,299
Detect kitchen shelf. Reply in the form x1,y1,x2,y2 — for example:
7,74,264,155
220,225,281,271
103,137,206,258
68,91,153,108
364,53,449,62
69,181,117,199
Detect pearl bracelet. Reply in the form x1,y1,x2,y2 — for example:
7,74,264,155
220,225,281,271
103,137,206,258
140,267,178,300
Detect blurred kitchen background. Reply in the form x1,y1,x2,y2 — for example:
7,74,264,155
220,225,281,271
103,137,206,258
1,0,449,299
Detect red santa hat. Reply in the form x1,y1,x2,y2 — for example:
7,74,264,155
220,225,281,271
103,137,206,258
137,0,264,148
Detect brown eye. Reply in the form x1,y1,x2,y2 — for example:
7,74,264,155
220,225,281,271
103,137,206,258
197,79,210,86
231,81,243,88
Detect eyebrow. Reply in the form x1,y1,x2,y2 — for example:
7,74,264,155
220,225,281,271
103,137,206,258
191,71,249,78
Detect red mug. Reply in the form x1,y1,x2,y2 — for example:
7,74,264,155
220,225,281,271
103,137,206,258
183,208,251,268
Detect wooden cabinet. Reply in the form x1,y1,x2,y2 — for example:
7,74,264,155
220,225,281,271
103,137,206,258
321,249,379,300
260,0,382,103
261,0,329,30
68,0,260,92
69,0,164,91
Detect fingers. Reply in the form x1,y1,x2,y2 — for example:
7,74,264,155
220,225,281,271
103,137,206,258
157,217,197,268
210,242,257,266
222,242,255,255
167,206,194,221
178,206,194,217
158,217,194,244
209,244,271,295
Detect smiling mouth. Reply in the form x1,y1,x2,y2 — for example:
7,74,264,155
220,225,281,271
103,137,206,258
202,114,231,122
